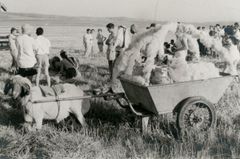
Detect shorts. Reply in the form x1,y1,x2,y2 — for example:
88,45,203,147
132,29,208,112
36,54,50,69
18,67,37,77
106,47,116,61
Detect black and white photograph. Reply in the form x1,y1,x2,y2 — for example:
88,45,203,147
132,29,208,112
1,0,240,158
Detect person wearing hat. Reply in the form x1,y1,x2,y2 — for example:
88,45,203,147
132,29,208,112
16,24,38,79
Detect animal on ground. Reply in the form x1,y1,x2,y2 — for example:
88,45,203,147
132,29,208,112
4,75,90,130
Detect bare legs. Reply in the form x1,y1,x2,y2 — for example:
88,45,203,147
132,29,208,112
36,66,51,87
108,60,114,80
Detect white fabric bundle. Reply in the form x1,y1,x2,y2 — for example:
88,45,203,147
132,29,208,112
168,50,220,82
142,23,178,84
168,50,192,82
188,62,220,80
121,74,148,86
224,44,240,75
150,67,172,85
112,27,161,80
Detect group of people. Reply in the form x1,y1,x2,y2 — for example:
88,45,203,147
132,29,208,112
8,24,80,87
83,28,107,57
9,24,51,86
83,23,138,79
197,22,240,57
105,23,137,79
160,22,240,63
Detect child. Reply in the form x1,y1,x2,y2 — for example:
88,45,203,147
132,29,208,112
8,27,19,73
96,29,106,52
35,27,51,87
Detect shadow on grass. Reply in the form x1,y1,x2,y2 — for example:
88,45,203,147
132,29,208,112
0,94,24,129
57,99,181,141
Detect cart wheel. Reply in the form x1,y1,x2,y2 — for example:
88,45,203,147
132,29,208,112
177,97,216,132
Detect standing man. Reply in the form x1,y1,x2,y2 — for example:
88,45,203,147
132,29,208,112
35,27,51,87
96,28,106,53
105,23,116,79
8,27,19,73
16,24,37,79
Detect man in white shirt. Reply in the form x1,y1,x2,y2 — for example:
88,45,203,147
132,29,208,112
16,24,38,78
35,27,51,87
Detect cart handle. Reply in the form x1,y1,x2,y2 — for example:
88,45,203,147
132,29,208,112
117,93,152,116
32,92,124,104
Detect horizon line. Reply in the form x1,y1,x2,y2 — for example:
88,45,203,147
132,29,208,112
2,11,240,24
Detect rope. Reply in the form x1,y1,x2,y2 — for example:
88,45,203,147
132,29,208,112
52,86,61,120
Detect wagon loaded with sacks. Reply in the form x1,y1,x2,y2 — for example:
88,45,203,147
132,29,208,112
4,74,237,133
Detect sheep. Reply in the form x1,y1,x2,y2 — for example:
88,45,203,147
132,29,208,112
4,75,90,130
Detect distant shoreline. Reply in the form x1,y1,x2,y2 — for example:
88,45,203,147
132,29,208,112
0,12,239,27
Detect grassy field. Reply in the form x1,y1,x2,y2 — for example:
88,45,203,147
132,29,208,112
1,50,240,159
1,12,240,159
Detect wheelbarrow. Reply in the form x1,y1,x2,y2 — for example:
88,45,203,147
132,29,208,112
117,75,238,132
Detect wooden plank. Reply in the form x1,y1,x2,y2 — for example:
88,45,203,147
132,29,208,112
0,36,8,39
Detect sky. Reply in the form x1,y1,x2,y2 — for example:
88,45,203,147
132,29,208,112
1,0,240,22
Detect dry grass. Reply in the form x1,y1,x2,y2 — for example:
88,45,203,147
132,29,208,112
1,51,240,159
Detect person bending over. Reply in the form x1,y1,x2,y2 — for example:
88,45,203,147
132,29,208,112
60,50,79,79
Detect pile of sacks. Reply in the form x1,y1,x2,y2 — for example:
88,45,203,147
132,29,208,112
127,50,220,86
168,50,220,83
114,22,240,86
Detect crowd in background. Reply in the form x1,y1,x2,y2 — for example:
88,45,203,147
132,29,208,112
162,22,240,61
7,22,240,87
82,23,137,79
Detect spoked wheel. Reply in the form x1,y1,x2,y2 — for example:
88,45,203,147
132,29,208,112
177,97,216,133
